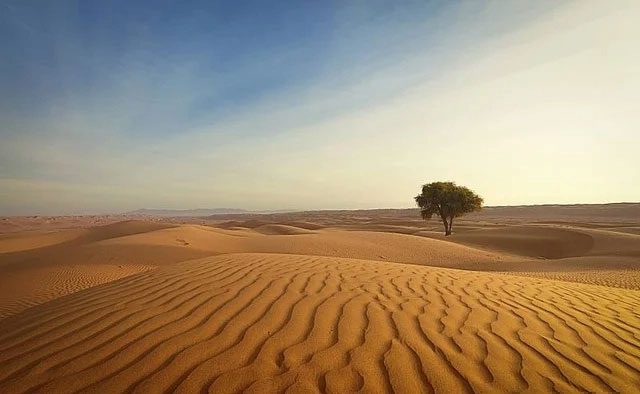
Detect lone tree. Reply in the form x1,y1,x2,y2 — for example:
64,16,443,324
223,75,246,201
415,181,483,236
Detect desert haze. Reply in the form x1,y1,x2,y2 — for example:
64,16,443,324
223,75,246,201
0,204,639,393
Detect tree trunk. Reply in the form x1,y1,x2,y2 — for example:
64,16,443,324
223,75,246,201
441,216,450,236
448,217,453,236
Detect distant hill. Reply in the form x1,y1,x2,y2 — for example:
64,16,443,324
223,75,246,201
128,208,296,217
127,208,250,217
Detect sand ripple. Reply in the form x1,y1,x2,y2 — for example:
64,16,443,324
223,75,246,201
0,253,638,393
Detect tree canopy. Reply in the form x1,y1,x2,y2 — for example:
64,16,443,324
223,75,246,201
415,181,483,236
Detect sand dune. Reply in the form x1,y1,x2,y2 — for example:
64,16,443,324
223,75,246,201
0,253,638,393
94,224,521,269
253,224,317,235
433,226,595,259
0,229,87,254
3,219,640,319
507,269,640,290
0,215,152,233
0,214,639,392
0,264,153,320
0,220,176,259
435,225,640,260
0,222,208,318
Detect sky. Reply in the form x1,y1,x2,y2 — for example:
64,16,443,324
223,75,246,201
1,0,639,215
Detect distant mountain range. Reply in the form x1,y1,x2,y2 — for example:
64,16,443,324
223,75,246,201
127,208,293,217
127,208,250,217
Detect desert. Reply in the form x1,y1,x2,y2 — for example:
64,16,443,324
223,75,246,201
0,204,639,393
3,1,640,392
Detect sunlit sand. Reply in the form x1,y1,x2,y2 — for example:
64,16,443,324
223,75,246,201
1,207,639,392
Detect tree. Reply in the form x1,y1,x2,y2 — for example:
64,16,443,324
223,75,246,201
414,181,483,236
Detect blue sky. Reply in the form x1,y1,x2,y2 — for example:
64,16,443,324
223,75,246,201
1,1,639,214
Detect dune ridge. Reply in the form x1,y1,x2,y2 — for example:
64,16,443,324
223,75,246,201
0,253,638,393
505,269,640,290
0,221,207,318
0,264,153,320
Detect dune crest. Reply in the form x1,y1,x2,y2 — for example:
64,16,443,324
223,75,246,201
0,222,207,318
253,224,317,235
0,229,87,254
0,264,153,319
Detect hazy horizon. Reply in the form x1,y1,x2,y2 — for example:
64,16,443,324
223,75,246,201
2,0,639,215
2,201,639,217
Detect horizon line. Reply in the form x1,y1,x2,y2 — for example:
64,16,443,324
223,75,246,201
2,201,639,218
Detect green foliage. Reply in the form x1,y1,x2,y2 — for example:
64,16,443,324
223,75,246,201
414,181,483,235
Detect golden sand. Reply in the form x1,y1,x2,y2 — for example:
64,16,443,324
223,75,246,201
0,216,639,392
